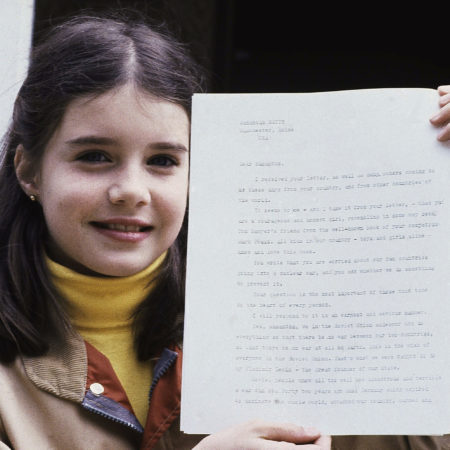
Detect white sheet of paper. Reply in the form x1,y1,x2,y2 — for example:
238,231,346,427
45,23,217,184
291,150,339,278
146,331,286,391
181,88,450,435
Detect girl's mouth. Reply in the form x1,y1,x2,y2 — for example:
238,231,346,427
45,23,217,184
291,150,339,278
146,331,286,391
93,222,152,232
90,221,153,242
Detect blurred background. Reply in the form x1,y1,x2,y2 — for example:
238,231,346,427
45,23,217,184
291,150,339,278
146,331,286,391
31,0,450,93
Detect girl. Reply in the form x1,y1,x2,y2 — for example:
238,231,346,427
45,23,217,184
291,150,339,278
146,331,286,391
0,11,448,450
0,12,330,450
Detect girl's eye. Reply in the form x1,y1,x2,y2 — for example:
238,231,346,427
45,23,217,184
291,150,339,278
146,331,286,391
77,151,110,163
148,155,177,167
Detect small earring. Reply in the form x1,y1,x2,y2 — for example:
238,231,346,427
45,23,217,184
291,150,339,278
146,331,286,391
29,194,36,202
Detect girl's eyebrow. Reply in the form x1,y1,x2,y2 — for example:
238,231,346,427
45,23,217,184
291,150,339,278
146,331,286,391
65,135,188,152
148,142,188,152
65,136,117,146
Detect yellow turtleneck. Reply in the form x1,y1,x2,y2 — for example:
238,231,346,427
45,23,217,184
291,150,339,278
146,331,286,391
47,253,165,427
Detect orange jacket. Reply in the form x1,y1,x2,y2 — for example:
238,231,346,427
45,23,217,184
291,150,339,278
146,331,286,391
0,331,205,449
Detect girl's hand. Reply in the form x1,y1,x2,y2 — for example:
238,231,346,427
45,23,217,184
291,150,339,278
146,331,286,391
193,420,331,449
430,85,450,141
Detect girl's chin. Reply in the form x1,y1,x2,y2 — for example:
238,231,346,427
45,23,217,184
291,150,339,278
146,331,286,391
45,240,164,277
48,253,152,277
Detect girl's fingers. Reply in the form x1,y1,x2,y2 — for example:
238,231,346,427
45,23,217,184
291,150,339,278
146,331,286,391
258,422,330,449
315,435,333,447
430,102,450,127
437,123,450,142
194,420,330,449
437,85,450,96
439,92,450,107
256,443,324,450
259,422,321,443
431,86,450,142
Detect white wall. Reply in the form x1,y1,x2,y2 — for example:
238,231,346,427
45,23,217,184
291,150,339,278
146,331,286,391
0,0,34,139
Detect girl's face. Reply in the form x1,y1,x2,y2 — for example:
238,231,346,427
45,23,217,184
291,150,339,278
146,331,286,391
23,84,190,276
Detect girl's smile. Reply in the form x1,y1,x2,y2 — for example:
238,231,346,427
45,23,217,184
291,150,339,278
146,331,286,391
90,217,153,243
18,84,190,276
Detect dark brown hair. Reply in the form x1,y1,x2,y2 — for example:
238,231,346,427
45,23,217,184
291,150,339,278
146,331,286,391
0,11,206,363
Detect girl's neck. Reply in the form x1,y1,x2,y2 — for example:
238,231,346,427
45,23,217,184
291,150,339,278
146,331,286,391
46,253,165,329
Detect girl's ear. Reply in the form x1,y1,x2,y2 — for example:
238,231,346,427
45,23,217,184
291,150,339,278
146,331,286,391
14,145,40,199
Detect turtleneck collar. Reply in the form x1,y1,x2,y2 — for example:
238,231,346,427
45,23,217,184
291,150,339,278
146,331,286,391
46,253,166,330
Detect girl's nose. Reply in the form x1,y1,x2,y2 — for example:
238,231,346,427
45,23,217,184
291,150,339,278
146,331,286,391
107,169,151,207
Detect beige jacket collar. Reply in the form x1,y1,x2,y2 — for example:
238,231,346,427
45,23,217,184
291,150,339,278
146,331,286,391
22,330,87,403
